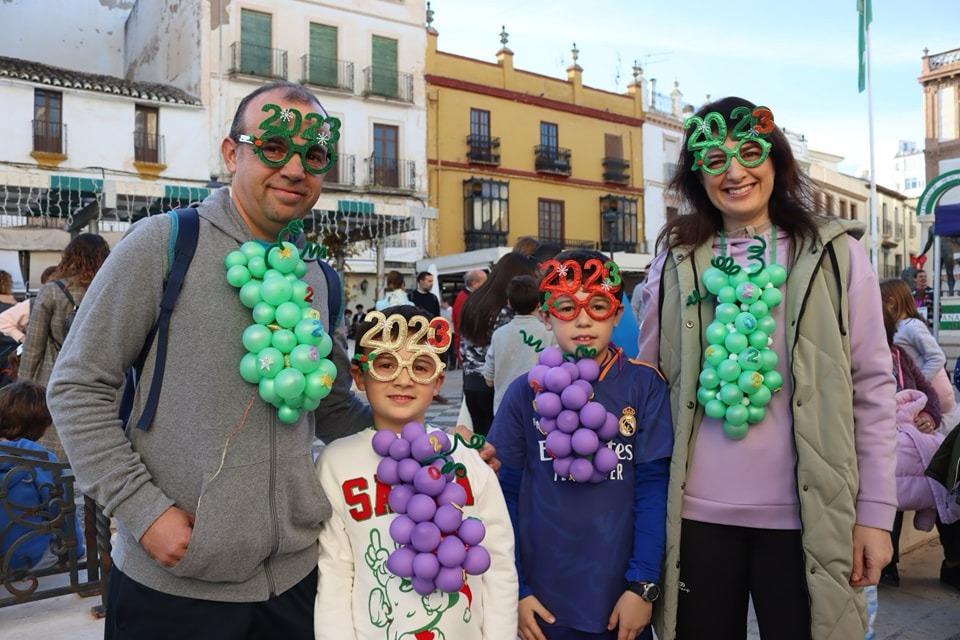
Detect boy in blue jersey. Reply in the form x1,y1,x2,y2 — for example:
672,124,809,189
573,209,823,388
488,249,672,640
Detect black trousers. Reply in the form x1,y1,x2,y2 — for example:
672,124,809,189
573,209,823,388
464,382,495,436
938,517,960,563
677,519,811,640
105,566,317,640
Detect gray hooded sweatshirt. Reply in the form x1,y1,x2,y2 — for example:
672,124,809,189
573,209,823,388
47,188,370,602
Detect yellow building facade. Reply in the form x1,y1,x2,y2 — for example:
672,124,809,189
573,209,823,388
424,27,648,271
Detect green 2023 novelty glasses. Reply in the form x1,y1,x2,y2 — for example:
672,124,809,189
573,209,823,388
237,103,341,175
684,105,775,176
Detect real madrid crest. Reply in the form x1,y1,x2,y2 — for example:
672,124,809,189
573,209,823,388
619,406,637,437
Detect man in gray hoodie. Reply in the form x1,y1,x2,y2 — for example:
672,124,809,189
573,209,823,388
47,82,371,639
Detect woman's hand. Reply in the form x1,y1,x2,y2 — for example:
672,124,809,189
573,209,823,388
519,594,555,640
607,590,653,640
850,524,893,586
914,411,936,433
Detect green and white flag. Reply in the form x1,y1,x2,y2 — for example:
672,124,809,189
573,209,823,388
858,0,873,92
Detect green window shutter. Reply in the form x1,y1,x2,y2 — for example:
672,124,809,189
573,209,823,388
309,24,338,87
241,10,272,77
371,36,398,97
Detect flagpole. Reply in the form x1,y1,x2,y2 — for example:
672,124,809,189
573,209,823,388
866,16,879,273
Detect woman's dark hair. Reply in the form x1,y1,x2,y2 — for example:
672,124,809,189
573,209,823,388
546,249,625,302
385,270,404,291
459,252,538,347
657,96,819,252
0,380,51,441
54,233,110,287
354,305,433,357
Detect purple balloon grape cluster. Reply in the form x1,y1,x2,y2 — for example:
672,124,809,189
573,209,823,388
372,422,491,596
527,346,620,483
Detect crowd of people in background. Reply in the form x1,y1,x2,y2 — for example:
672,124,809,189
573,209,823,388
0,232,109,575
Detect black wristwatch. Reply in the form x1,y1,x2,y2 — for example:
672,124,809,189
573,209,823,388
627,581,661,603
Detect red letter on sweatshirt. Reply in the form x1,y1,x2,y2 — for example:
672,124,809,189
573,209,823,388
343,478,371,521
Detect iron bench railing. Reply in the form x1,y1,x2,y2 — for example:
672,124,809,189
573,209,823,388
0,443,111,616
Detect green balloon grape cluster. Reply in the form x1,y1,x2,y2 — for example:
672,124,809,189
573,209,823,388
225,241,337,425
695,261,787,440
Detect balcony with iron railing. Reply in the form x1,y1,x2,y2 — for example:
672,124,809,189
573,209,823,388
362,67,414,103
134,131,164,165
366,155,416,192
882,219,893,237
564,238,599,250
601,239,639,253
929,47,960,70
229,41,287,80
300,55,353,92
466,135,501,165
895,223,904,241
325,154,355,188
464,230,508,251
534,145,572,176
32,119,66,155
602,157,630,183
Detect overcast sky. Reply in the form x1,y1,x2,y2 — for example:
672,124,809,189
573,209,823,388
429,0,959,185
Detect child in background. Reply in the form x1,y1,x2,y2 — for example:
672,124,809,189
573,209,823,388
0,380,85,571
489,250,673,640
314,305,517,639
483,275,556,413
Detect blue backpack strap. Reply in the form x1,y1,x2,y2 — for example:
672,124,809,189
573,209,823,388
318,260,343,332
118,208,199,430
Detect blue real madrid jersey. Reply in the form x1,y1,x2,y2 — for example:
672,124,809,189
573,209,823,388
488,348,673,633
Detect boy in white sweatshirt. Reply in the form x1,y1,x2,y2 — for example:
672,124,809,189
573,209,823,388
314,305,518,640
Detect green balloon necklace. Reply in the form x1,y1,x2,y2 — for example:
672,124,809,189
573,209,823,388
225,224,338,425
695,226,786,440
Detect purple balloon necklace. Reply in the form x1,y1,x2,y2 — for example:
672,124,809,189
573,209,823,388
527,346,621,483
371,422,491,595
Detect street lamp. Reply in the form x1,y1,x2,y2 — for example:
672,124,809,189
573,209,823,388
600,195,620,263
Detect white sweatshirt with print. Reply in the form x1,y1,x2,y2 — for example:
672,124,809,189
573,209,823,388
314,428,518,640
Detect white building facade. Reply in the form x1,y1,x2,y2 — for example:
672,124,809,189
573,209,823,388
0,0,209,290
123,0,432,308
893,140,927,198
637,72,691,256
0,0,432,303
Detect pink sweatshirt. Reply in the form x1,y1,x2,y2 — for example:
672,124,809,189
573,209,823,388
0,299,29,342
638,230,897,531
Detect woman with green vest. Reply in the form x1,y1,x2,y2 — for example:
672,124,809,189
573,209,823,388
637,96,897,640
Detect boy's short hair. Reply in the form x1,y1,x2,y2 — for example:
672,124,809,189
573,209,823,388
354,305,434,357
507,275,541,315
540,249,625,302
0,380,51,441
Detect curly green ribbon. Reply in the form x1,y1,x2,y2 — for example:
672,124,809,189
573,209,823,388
710,255,741,275
746,234,767,275
519,329,546,353
421,432,487,478
686,289,705,307
275,219,328,259
574,346,598,359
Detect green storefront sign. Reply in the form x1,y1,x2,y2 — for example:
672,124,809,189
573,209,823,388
939,304,960,330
